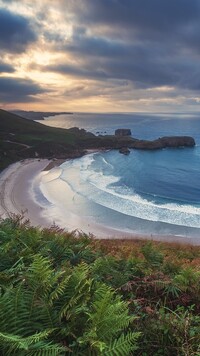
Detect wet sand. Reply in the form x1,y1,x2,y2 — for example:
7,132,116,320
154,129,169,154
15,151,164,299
0,159,50,227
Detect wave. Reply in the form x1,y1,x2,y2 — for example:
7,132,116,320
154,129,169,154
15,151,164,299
39,150,200,230
87,180,200,228
57,152,200,229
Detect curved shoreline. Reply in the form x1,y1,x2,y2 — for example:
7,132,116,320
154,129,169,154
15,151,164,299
0,158,200,245
0,159,50,227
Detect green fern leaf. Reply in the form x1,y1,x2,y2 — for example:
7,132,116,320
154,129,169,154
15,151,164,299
106,331,141,356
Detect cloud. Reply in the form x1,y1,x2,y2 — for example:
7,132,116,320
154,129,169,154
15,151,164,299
0,8,37,53
0,77,46,103
1,0,200,111
67,0,200,36
0,62,15,73
43,0,200,96
44,33,200,92
46,62,109,80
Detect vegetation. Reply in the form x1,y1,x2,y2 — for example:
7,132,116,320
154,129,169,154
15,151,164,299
0,109,96,171
0,216,200,355
0,109,134,171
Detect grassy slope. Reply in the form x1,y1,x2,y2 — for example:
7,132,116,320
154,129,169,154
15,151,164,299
0,109,96,170
0,108,76,144
0,108,132,171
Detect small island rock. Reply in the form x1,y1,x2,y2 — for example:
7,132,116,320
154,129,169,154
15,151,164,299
119,147,130,155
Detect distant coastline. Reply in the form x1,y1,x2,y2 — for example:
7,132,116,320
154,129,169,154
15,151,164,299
0,109,196,173
10,110,73,121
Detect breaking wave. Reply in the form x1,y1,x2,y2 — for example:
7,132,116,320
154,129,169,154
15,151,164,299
57,149,200,229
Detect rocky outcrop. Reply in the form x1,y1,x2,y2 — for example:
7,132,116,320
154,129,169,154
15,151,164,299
115,128,131,136
86,127,195,150
131,136,195,150
160,136,195,147
89,135,195,151
119,147,130,155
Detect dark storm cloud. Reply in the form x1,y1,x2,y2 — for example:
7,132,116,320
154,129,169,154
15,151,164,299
47,62,108,80
0,8,37,53
0,62,15,73
67,29,133,58
68,0,200,35
1,0,199,108
0,77,46,103
45,55,185,89
46,32,199,91
43,0,199,93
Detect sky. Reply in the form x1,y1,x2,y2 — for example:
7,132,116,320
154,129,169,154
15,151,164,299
1,0,200,112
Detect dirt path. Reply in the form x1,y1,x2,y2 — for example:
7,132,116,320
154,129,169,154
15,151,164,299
3,140,31,149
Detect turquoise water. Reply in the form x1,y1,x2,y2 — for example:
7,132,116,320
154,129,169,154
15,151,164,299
39,113,200,238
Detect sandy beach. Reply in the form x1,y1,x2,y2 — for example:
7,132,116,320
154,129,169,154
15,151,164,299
0,158,200,245
0,159,51,227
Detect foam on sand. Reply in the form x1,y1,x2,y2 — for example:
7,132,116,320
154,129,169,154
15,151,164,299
1,155,200,244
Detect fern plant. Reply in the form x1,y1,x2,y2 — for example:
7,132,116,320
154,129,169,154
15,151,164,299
0,254,140,355
78,283,140,355
141,242,164,269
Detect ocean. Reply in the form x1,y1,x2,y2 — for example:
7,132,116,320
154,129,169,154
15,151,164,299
37,112,200,240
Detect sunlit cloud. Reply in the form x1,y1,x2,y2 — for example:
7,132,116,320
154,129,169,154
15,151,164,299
1,0,200,112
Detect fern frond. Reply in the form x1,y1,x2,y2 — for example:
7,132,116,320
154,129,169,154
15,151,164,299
59,263,92,320
105,331,141,356
88,286,134,341
0,331,67,355
0,332,28,351
49,275,71,305
25,255,57,293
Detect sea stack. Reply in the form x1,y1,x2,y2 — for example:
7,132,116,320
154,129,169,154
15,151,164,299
119,147,131,155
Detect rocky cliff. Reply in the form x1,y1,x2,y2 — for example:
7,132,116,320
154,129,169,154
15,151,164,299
130,136,196,150
87,135,195,150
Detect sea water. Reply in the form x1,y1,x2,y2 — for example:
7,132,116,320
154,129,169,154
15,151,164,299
38,113,200,239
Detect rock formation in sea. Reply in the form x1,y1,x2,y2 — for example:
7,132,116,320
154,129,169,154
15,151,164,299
88,134,195,151
119,147,131,155
131,136,195,149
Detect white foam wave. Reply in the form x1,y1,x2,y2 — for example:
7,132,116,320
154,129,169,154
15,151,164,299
83,172,200,227
41,153,200,229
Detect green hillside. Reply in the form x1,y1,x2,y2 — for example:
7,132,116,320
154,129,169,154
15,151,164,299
0,108,136,171
0,109,95,170
0,109,81,146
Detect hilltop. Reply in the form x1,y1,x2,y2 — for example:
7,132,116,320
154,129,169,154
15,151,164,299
10,110,73,120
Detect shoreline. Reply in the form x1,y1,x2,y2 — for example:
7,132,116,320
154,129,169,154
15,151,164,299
0,159,51,227
0,158,200,245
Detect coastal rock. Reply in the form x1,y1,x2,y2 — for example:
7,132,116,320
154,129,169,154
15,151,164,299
119,147,130,155
132,136,195,150
159,136,195,148
115,128,131,136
